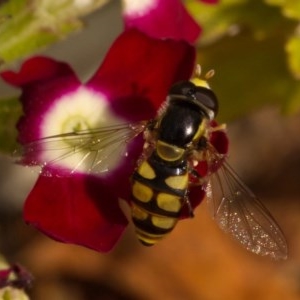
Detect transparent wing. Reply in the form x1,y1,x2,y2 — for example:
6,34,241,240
204,146,288,260
16,122,146,176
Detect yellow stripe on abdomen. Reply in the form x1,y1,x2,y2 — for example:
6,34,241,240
131,150,188,246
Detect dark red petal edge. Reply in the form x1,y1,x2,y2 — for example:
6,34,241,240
1,56,77,87
24,172,128,252
88,29,196,122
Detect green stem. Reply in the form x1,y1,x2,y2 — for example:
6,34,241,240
0,0,109,68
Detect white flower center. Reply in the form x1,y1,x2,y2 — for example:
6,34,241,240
122,0,158,17
62,115,90,134
42,86,117,136
40,86,125,175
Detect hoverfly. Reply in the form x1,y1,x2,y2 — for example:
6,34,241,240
18,66,288,260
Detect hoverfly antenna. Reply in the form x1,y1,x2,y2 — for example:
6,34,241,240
194,64,202,78
205,69,215,80
191,64,212,89
193,65,215,80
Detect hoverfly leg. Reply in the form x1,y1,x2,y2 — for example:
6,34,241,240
143,120,158,152
135,120,158,167
189,168,201,182
183,195,194,218
209,123,227,133
188,165,207,187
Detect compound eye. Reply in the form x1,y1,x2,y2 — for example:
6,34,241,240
194,87,219,117
168,81,195,96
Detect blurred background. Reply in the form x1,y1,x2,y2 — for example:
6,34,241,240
1,0,300,299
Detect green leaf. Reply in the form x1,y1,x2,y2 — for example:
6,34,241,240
263,0,300,80
197,30,299,121
286,33,300,79
0,0,109,68
187,0,300,118
285,84,300,114
0,96,22,154
265,0,300,20
186,0,295,45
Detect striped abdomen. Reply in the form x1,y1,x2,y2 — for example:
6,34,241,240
131,152,188,246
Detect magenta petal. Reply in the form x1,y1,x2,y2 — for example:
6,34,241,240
123,0,201,42
88,29,196,122
1,57,81,143
24,172,128,252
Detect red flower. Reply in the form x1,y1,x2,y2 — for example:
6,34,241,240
1,29,198,252
122,0,219,42
122,0,200,42
0,0,227,252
